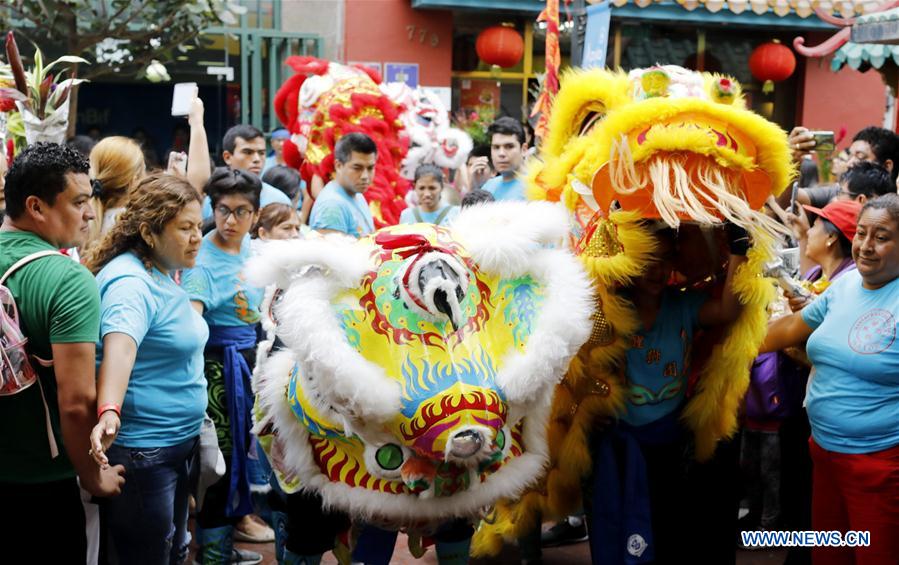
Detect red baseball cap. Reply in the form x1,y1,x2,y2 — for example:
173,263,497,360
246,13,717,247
802,200,863,242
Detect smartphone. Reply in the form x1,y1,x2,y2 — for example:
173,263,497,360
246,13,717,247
171,82,197,117
167,151,187,175
809,130,835,154
789,182,799,214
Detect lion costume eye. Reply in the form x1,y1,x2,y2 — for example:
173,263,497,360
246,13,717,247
364,442,409,479
494,426,512,457
375,444,404,471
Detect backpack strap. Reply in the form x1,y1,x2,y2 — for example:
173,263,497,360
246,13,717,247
1,249,62,459
1,250,62,285
413,207,424,223
434,206,452,226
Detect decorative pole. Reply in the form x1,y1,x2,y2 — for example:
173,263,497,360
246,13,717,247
531,0,560,142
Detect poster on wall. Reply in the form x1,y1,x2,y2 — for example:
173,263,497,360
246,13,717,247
582,1,611,69
459,79,500,112
385,63,420,88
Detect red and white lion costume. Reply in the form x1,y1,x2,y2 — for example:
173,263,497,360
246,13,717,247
274,56,410,226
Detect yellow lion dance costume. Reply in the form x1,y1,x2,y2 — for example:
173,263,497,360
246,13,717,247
473,65,793,555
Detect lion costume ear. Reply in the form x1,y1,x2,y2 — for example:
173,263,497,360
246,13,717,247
451,201,570,279
246,236,373,290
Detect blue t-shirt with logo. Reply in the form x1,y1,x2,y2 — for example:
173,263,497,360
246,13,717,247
309,180,375,237
482,175,526,202
398,205,460,226
623,289,707,427
96,252,209,448
802,269,899,454
181,233,263,327
201,181,291,220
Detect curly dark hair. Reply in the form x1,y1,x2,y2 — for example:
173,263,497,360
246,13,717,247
83,173,201,274
4,142,90,220
842,161,893,199
852,127,899,182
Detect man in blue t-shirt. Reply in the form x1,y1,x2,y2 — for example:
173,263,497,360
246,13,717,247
309,133,377,237
481,116,529,202
201,124,291,219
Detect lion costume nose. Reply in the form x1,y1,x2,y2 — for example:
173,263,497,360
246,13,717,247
449,429,484,458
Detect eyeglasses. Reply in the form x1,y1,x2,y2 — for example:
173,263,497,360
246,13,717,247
838,190,858,199
215,204,253,220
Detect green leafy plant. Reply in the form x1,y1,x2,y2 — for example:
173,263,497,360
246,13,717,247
1,31,88,120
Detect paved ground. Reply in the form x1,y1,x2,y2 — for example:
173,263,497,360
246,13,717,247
230,532,789,564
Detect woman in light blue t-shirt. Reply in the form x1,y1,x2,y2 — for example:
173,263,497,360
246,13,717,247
399,164,459,227
763,195,899,564
86,174,207,565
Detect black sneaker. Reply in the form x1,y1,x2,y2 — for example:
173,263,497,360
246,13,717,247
540,516,589,547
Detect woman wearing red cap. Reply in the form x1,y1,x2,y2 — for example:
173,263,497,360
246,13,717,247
793,200,862,304
763,194,899,565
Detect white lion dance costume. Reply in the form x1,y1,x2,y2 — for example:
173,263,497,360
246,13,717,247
248,202,593,561
381,83,473,181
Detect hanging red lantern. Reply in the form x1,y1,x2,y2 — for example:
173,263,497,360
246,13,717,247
476,25,524,69
749,40,796,94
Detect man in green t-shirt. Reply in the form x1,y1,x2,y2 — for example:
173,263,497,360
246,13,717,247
0,143,125,562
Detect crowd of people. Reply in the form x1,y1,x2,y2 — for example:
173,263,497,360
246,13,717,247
0,82,897,565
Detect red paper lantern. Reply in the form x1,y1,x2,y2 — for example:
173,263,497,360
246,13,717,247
749,41,796,94
476,25,524,69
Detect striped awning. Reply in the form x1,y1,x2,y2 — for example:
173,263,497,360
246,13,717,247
597,0,886,19
831,41,899,70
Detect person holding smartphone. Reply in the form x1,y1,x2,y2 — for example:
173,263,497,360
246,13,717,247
785,126,899,209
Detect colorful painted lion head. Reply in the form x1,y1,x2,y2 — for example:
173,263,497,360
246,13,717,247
248,202,592,526
274,56,409,226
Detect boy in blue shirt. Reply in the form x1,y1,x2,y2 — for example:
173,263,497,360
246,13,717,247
481,117,528,202
309,133,377,237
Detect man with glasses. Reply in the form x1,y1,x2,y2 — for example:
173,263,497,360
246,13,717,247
201,124,291,220
308,133,377,237
834,161,893,204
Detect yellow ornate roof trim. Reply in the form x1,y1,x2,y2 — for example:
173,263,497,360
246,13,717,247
594,0,884,19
